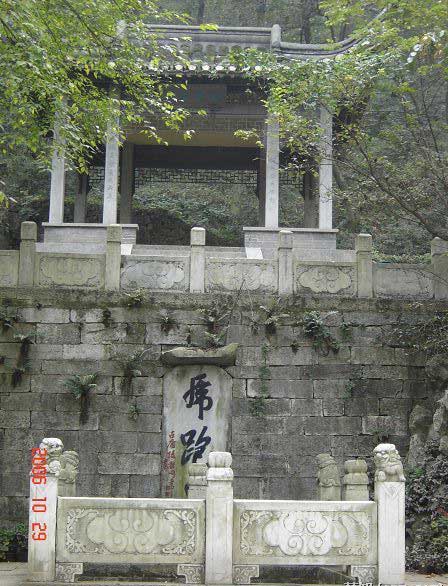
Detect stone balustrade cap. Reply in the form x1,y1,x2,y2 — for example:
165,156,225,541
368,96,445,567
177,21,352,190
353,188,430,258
208,451,232,468
355,233,373,252
191,227,206,246
21,221,37,240
344,458,368,473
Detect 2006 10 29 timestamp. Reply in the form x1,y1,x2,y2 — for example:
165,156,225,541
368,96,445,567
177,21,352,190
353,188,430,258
30,447,48,541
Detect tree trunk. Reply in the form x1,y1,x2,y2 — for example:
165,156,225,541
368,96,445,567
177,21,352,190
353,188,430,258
197,0,206,24
256,0,267,27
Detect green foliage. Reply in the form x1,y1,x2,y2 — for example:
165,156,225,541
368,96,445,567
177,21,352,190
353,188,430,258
6,330,34,388
124,289,147,308
163,0,330,42
385,311,448,357
0,307,16,332
63,373,98,424
0,0,190,169
231,44,387,162
374,429,390,444
250,344,271,417
119,349,152,394
343,379,355,399
253,297,290,336
339,320,352,342
64,373,98,400
133,184,258,246
372,251,432,265
11,365,28,388
290,339,300,354
198,297,234,334
101,308,113,328
127,403,141,421
14,333,34,360
322,0,448,241
406,441,448,573
302,311,340,355
0,523,28,561
185,326,193,347
204,330,227,349
160,310,177,334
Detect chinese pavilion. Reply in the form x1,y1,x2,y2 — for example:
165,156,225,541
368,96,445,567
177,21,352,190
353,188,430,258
44,24,357,256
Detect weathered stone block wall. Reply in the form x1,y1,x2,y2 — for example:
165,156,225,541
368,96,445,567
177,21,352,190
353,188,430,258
0,287,440,526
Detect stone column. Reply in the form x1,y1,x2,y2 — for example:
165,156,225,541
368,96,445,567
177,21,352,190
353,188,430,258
264,116,279,229
105,224,122,291
257,148,267,226
103,119,120,225
190,227,206,293
270,24,281,50
120,141,135,224
316,453,341,500
318,107,333,229
187,463,207,499
48,123,66,224
74,173,89,223
374,443,406,586
342,459,369,501
205,452,233,585
431,237,448,299
278,229,293,294
356,233,373,298
303,170,317,228
28,438,62,583
18,221,37,287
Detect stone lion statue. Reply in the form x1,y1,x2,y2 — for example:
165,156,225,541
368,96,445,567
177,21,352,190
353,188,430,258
316,453,341,500
39,438,64,476
316,454,340,485
59,451,79,484
373,443,405,482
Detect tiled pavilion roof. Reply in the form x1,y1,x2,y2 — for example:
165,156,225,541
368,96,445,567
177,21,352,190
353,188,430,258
147,24,358,74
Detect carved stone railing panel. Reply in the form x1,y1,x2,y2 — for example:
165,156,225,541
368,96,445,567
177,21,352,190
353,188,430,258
56,497,205,565
121,256,189,291
0,250,19,287
374,264,433,299
233,500,377,567
35,253,105,288
294,262,357,296
206,259,278,293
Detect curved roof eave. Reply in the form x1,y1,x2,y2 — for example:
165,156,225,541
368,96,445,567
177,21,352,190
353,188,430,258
147,23,362,61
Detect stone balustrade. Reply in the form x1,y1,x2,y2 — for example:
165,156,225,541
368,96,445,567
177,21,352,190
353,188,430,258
0,222,446,299
27,441,406,585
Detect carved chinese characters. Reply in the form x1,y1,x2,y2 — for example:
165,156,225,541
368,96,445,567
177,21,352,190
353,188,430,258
162,366,232,498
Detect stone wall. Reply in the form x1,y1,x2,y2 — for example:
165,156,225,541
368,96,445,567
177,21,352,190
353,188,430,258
0,286,441,526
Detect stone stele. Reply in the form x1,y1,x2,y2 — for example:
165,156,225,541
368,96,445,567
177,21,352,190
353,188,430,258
162,365,232,498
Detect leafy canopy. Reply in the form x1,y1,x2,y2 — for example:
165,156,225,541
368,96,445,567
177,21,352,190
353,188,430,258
0,0,190,171
319,0,448,239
